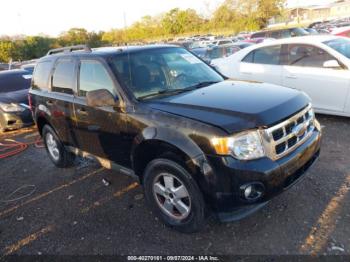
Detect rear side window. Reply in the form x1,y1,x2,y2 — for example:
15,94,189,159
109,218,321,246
78,60,116,97
242,51,254,63
32,61,52,90
242,45,281,65
52,59,76,94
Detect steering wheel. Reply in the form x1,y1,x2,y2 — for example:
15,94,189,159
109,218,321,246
173,73,197,87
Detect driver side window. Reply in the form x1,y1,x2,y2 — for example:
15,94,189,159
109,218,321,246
286,44,336,68
79,60,116,97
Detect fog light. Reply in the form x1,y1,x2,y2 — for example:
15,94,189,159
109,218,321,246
240,182,265,201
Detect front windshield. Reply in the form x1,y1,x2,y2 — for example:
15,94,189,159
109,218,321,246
110,47,224,99
324,38,350,59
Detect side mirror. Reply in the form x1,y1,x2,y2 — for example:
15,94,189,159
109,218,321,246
86,89,118,107
323,59,341,69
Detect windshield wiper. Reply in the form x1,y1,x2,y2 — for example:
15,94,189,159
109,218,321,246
184,81,220,90
138,81,220,100
138,88,191,100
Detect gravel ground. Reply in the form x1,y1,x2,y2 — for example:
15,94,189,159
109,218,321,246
0,115,349,257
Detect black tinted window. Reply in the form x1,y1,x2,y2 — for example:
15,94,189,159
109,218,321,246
287,44,335,68
52,59,75,94
32,61,52,90
79,60,116,97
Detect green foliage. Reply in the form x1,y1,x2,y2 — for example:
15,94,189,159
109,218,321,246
0,0,285,62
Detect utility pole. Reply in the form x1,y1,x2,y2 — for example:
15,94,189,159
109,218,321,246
297,0,300,24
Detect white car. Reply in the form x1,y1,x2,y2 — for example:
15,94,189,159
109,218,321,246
211,39,234,46
212,35,350,117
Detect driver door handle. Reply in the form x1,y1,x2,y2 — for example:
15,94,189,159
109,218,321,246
286,74,297,79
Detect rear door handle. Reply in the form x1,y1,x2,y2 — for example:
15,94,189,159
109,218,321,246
77,108,88,116
286,75,297,79
46,100,53,106
242,72,252,75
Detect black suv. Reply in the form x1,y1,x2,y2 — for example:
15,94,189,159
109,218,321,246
29,45,321,232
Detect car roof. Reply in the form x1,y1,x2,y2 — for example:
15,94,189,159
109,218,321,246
39,44,180,62
249,35,341,48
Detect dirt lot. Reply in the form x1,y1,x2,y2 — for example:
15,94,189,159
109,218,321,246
0,115,349,257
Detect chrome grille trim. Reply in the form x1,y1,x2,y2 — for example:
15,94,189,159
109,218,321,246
260,104,315,160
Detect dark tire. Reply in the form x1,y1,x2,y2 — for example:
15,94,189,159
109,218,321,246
42,125,75,168
143,158,206,233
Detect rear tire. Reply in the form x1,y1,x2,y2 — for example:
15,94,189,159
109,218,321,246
143,158,206,233
42,125,75,168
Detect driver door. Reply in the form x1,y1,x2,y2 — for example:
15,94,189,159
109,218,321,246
282,44,350,113
73,58,131,167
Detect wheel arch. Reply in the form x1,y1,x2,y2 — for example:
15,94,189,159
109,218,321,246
36,115,53,136
131,127,207,184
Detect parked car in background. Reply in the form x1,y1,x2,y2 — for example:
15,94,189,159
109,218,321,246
251,28,309,39
331,26,350,38
206,44,241,63
304,28,319,35
29,45,321,232
190,47,208,59
0,69,33,131
245,37,275,44
211,39,234,46
20,63,36,74
232,41,255,49
212,35,350,117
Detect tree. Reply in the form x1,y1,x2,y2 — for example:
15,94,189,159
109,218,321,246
256,0,286,27
0,41,16,62
161,8,203,35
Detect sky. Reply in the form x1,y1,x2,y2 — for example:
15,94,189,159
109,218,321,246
0,0,336,37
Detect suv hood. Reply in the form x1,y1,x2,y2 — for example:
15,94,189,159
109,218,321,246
147,80,309,134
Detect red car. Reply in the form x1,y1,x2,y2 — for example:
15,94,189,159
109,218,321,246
332,26,350,38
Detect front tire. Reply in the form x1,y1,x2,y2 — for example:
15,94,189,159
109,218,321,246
42,125,75,168
143,158,206,233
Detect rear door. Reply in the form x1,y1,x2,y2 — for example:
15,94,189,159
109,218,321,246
73,58,131,167
47,58,77,146
238,45,283,85
282,44,350,113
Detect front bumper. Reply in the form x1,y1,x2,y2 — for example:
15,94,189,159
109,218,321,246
201,128,321,220
0,109,34,131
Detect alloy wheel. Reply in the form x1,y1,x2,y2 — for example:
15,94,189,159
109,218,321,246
153,173,191,220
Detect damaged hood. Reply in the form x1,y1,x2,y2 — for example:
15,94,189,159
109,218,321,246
147,80,309,134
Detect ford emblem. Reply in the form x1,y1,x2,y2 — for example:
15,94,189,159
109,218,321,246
292,123,307,137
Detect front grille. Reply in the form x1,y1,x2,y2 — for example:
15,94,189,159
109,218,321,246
262,105,315,160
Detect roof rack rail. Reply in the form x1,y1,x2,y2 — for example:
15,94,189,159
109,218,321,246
46,45,91,56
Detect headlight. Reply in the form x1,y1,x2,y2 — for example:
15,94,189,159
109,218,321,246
211,130,265,160
0,102,25,113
